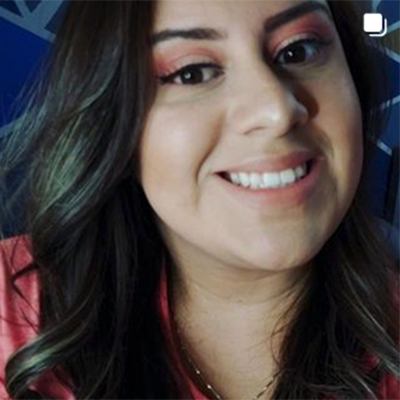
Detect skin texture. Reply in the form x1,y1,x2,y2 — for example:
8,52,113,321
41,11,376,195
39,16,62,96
139,0,363,397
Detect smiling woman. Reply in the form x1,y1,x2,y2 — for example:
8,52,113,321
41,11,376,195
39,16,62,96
0,1,399,399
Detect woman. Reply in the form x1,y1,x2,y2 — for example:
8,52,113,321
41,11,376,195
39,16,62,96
0,0,398,399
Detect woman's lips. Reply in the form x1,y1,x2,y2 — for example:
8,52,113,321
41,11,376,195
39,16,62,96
215,157,324,209
217,151,316,174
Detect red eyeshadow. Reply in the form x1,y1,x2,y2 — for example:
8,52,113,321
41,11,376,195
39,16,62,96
153,47,220,76
268,12,335,52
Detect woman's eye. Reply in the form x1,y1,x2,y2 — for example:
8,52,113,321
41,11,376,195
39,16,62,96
159,63,223,85
274,38,330,66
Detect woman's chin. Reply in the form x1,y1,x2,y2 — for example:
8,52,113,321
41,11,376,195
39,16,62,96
227,238,322,274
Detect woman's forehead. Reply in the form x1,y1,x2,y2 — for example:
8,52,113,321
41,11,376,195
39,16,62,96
153,0,330,33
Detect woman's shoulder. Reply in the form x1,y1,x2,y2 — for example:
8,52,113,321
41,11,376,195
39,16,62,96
0,234,39,398
377,372,400,399
0,234,38,327
0,235,74,399
0,234,35,294
0,234,34,286
0,234,33,267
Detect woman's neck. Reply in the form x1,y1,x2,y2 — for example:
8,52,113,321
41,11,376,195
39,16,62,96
171,261,311,399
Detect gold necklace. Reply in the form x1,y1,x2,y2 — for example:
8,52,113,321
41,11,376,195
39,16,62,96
178,336,279,400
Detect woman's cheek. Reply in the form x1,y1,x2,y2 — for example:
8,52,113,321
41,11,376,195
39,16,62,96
321,66,363,205
336,69,363,189
177,101,222,158
141,103,220,188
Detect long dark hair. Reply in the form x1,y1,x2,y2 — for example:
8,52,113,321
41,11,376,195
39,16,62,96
1,1,398,399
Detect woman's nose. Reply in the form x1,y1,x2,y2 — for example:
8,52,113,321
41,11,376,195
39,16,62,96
223,62,309,139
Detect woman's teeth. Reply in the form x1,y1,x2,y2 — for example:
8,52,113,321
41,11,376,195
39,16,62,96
226,163,308,190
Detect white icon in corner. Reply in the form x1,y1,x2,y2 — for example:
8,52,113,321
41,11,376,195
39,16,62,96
363,13,387,37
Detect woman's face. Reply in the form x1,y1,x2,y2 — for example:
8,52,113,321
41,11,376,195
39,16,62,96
140,0,363,273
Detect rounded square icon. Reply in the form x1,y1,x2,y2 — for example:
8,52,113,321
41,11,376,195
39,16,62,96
363,13,384,33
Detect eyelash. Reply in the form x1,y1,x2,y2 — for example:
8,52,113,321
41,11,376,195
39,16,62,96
158,37,332,86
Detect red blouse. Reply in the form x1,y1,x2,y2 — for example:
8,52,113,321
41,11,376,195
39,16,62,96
0,235,398,399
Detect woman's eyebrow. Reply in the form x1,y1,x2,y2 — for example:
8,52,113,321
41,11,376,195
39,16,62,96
151,1,332,46
151,27,226,45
